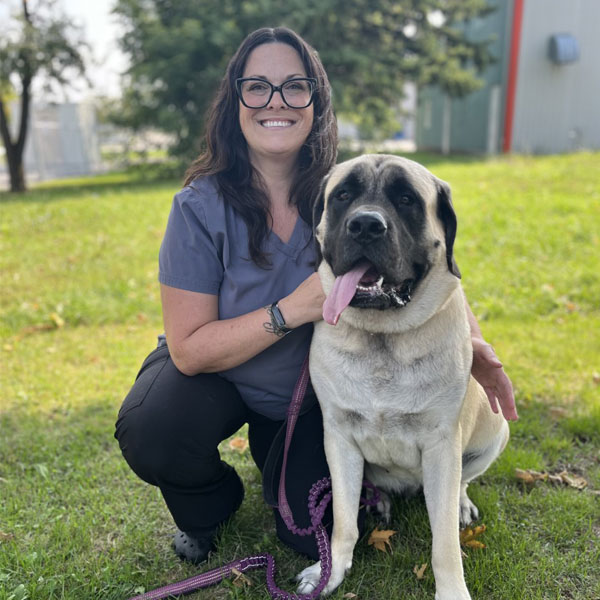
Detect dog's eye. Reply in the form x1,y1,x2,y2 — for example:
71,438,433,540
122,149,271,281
398,193,414,205
335,190,351,202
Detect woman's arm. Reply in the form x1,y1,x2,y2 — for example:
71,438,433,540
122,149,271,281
161,272,325,375
465,299,518,421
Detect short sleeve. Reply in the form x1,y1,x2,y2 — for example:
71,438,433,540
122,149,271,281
158,185,224,294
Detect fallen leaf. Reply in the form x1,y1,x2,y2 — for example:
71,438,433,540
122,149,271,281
413,563,428,579
517,468,588,491
460,524,486,549
343,594,358,599
228,437,248,452
231,567,252,587
367,527,396,553
465,540,486,549
50,313,65,328
555,470,588,490
515,468,548,484
549,406,569,419
0,532,15,542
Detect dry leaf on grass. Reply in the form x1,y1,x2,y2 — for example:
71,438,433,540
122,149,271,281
228,437,249,452
515,468,548,484
460,524,486,549
551,470,588,490
549,406,569,419
367,527,396,553
516,468,588,490
231,567,252,587
50,313,65,328
413,563,428,579
343,593,358,598
0,532,15,542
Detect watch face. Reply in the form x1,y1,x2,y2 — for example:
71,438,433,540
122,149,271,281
273,303,292,334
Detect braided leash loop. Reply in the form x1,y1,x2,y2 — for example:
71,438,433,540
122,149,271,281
128,356,380,600
129,478,379,600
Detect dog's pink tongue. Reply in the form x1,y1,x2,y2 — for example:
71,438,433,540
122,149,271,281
323,261,371,325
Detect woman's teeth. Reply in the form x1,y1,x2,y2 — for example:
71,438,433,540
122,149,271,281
260,120,293,128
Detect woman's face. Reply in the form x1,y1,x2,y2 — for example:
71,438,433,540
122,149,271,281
238,42,314,164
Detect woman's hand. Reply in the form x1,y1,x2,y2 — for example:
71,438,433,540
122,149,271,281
472,338,518,421
278,272,326,329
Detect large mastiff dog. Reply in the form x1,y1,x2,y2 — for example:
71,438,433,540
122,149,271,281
297,155,509,599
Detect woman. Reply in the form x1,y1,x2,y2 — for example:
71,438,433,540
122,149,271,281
115,26,516,566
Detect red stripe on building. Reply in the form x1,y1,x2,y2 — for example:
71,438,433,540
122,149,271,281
503,0,525,153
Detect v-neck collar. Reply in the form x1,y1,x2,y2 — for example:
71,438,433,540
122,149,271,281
267,216,311,258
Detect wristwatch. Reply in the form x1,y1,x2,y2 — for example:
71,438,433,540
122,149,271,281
269,301,293,336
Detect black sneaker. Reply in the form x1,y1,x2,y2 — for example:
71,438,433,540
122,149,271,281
172,529,216,565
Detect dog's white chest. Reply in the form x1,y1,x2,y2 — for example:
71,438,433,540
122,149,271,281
311,324,471,488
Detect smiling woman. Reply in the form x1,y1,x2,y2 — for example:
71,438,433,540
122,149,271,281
114,27,340,573
237,43,315,166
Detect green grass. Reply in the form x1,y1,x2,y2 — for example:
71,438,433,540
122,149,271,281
1,153,599,600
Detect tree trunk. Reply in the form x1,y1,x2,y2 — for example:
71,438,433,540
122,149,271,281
0,100,27,193
0,0,34,192
0,72,31,193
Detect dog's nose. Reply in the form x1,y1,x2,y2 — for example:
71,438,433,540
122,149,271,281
347,212,388,244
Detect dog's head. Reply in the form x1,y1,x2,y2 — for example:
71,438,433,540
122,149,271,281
314,154,461,330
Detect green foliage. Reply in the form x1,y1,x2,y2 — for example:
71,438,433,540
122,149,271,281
0,0,88,98
1,153,598,599
0,0,88,191
110,0,496,154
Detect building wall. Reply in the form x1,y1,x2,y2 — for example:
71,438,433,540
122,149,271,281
511,0,600,153
16,102,101,181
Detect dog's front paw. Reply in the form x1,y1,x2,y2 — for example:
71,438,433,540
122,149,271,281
435,586,471,600
296,558,349,596
296,562,323,595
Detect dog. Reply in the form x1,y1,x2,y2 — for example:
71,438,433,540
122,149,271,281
296,154,509,599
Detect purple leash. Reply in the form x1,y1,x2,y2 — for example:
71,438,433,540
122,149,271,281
128,355,379,600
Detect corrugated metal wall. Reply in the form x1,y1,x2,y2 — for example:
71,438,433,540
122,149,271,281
511,0,600,153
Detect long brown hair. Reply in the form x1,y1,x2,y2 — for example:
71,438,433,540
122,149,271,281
184,27,337,268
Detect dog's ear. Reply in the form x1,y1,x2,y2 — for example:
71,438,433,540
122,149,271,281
436,180,461,279
311,175,328,269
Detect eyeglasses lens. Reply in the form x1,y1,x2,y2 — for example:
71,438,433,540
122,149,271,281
240,80,313,108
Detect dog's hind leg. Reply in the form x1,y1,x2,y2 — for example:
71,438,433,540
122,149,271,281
460,420,509,526
366,487,392,524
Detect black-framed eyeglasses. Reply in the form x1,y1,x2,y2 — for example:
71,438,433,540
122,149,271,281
235,77,317,109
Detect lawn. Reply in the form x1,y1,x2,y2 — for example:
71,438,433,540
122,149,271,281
1,152,599,600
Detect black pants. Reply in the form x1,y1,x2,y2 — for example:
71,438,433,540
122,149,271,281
114,341,335,560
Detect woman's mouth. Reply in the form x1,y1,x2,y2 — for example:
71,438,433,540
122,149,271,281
259,119,295,128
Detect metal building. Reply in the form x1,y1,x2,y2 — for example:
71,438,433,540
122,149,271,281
416,0,600,154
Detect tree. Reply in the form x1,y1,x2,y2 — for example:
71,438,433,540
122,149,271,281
111,0,495,157
0,0,88,192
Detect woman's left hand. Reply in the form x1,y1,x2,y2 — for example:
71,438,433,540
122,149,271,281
471,338,518,421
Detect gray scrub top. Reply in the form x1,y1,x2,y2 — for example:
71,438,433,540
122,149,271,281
158,176,316,420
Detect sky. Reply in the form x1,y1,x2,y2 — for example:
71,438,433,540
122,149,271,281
1,0,128,100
